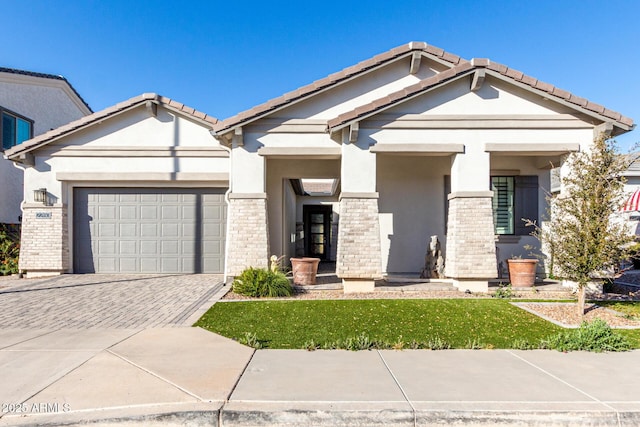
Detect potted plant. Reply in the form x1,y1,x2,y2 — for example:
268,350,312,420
507,256,538,287
289,257,321,285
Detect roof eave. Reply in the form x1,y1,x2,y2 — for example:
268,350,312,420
482,69,634,133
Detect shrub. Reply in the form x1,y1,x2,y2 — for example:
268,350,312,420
232,267,293,297
238,332,262,349
541,319,631,352
492,282,514,299
0,227,20,276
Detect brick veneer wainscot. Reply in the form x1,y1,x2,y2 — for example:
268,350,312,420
19,204,69,274
225,196,270,277
336,195,382,279
445,193,497,279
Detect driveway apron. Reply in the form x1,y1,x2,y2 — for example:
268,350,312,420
0,274,225,328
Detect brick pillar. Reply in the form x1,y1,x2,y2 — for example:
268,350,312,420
225,193,270,278
336,193,382,292
445,192,497,291
19,203,69,277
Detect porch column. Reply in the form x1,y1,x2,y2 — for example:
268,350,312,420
445,144,497,292
336,128,382,293
226,194,270,277
226,138,270,278
20,203,70,277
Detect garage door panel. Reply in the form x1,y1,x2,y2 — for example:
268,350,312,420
120,258,138,272
98,224,116,239
119,223,137,236
74,188,226,273
140,240,158,254
119,240,137,255
203,205,223,220
161,258,178,272
203,240,223,255
161,240,179,254
203,257,222,272
98,240,116,255
98,206,116,220
140,224,158,238
98,194,117,203
140,206,157,220
119,205,137,219
98,257,117,273
140,258,158,272
119,194,137,202
203,223,223,238
161,223,179,237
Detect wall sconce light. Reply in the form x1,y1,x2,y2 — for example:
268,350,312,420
34,188,47,205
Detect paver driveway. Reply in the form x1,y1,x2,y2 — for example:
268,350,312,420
0,274,225,328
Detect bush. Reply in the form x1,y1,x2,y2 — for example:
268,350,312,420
492,283,514,299
0,226,20,276
541,319,631,352
232,267,293,297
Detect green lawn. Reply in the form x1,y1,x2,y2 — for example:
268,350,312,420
596,301,640,320
195,299,568,349
594,301,640,347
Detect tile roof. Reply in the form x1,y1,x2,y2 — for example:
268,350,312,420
5,93,218,159
212,42,467,134
326,57,634,132
0,66,93,113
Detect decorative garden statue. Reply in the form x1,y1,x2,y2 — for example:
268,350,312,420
420,235,444,279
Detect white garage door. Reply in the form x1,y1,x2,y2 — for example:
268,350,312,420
73,188,226,273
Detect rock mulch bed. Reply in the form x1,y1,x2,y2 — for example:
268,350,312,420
515,302,640,328
221,288,572,301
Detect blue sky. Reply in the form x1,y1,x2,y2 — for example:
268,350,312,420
3,0,638,149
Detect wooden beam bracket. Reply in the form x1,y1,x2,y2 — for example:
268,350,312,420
470,69,486,92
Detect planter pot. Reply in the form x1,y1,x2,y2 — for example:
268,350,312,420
507,259,538,287
290,257,321,285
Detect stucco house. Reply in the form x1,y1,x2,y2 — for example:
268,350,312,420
0,68,92,226
5,42,634,292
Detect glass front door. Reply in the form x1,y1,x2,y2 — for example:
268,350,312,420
303,205,331,260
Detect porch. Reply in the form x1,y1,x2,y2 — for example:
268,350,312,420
298,261,568,295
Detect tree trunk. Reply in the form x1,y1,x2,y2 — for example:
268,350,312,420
577,284,586,320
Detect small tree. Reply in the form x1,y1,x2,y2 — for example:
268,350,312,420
528,135,632,317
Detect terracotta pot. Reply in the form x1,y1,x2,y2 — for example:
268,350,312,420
507,259,538,287
290,257,321,285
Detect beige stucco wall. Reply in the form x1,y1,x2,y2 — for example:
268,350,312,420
377,155,449,273
272,57,447,120
23,106,228,204
0,74,90,223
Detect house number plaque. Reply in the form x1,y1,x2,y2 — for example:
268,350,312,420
35,212,52,219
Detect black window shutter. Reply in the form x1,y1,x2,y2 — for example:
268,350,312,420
514,175,538,235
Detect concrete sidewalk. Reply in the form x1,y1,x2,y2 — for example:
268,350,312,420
0,328,254,426
225,349,640,426
2,326,640,426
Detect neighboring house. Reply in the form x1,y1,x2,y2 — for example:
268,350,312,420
0,68,92,225
5,42,634,293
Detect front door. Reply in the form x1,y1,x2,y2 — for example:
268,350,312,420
303,205,331,260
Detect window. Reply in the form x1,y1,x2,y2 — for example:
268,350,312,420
1,108,32,150
491,176,538,235
492,177,514,234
